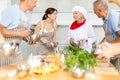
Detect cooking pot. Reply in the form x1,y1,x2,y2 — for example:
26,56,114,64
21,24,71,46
0,42,19,57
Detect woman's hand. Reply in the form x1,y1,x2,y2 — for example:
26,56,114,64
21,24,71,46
95,42,113,58
40,38,48,44
79,38,88,46
69,38,75,46
69,38,74,44
99,42,112,51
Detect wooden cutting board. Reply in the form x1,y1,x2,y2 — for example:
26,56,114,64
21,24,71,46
94,67,119,75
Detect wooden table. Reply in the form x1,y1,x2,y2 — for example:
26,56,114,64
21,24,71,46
0,62,120,80
111,38,120,43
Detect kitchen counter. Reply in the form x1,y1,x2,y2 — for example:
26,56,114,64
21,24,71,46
0,61,120,80
111,38,120,44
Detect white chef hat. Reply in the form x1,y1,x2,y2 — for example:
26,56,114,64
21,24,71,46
72,6,87,19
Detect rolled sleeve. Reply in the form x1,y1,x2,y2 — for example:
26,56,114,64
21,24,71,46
0,9,12,28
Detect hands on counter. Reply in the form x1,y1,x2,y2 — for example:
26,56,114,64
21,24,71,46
94,42,120,59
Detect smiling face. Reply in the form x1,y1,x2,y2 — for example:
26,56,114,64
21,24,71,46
73,11,84,22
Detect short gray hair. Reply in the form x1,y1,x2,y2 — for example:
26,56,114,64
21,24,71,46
20,0,25,1
93,0,108,10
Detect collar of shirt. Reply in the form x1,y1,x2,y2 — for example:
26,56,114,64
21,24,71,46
70,20,86,30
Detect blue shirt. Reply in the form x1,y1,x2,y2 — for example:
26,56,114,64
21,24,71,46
103,10,120,39
0,5,28,29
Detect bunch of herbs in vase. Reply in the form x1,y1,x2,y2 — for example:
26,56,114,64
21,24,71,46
62,46,97,78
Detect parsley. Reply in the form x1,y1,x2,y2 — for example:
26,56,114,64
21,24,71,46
63,46,97,70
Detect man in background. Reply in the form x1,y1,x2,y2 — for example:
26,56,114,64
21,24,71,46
95,0,120,64
0,0,37,66
93,0,120,71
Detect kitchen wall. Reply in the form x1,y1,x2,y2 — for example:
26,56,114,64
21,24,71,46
10,0,119,42
11,0,120,25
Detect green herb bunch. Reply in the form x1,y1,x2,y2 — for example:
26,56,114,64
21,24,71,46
64,46,97,70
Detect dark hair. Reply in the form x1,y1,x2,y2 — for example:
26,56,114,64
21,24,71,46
42,8,57,20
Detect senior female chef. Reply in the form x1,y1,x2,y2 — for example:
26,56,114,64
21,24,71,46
68,6,95,52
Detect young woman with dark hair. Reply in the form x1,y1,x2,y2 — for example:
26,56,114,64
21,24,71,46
29,8,58,55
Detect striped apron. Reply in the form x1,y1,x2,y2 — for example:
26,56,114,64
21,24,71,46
0,20,28,66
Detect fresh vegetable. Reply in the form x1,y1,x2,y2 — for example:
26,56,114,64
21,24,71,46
62,46,97,70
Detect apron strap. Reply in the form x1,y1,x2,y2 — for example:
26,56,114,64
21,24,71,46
103,23,107,34
42,21,55,36
52,21,55,35
103,23,114,42
42,21,45,34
